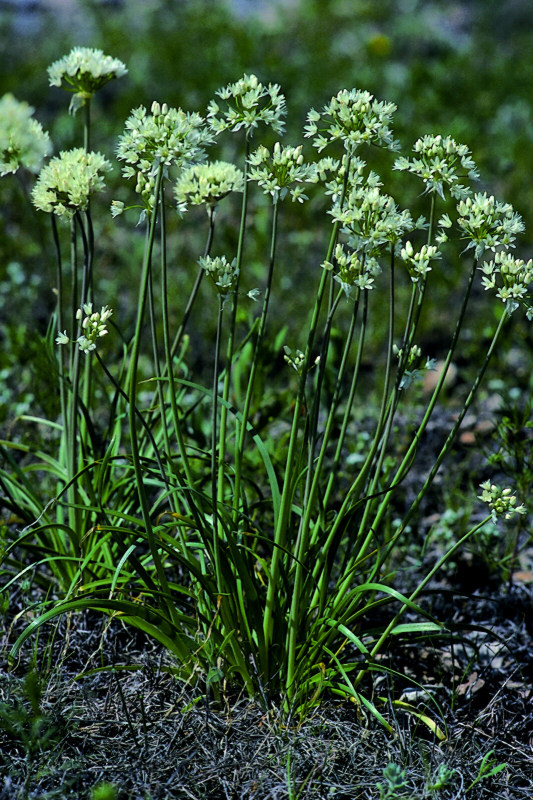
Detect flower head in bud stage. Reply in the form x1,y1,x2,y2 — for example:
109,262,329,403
32,148,111,219
208,74,286,136
394,135,479,199
0,93,52,176
175,160,244,215
283,346,306,375
323,243,379,297
56,302,113,354
438,193,525,258
478,480,527,523
248,142,317,203
304,89,399,154
401,240,441,283
479,251,533,316
116,102,214,219
198,255,239,298
48,47,127,114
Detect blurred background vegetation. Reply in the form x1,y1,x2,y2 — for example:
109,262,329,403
1,0,532,426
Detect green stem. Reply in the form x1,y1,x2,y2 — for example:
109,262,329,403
337,255,480,591
233,197,280,521
217,139,250,517
263,154,352,660
52,216,67,527
211,296,225,592
159,182,207,535
83,98,91,153
128,165,178,626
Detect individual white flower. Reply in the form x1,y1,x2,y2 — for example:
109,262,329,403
55,330,69,345
208,74,286,136
394,134,479,199
0,93,52,176
304,89,399,154
32,148,111,219
48,47,127,113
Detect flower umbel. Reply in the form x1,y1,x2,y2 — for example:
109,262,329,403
48,47,127,113
478,481,527,523
0,93,51,176
394,135,479,200
401,241,441,283
479,251,533,316
304,89,399,154
198,255,239,299
323,243,379,296
116,102,214,219
207,74,286,136
56,302,113,354
331,181,415,254
248,142,317,203
32,148,111,218
175,160,244,215
439,193,525,258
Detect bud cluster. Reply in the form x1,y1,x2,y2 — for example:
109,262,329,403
478,481,527,522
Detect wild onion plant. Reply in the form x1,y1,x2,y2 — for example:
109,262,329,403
1,50,530,722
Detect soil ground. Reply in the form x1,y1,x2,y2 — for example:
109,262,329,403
1,570,532,799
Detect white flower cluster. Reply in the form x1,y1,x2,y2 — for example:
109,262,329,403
479,252,533,317
56,302,113,354
175,160,244,215
438,193,524,258
478,481,527,523
322,243,379,296
248,142,317,203
400,241,441,283
394,134,479,199
32,148,111,219
48,47,127,113
208,74,286,136
304,89,399,154
0,93,52,176
331,182,415,254
116,101,214,218
198,255,239,298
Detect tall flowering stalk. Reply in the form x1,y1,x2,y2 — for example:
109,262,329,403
207,74,287,552
31,147,112,542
